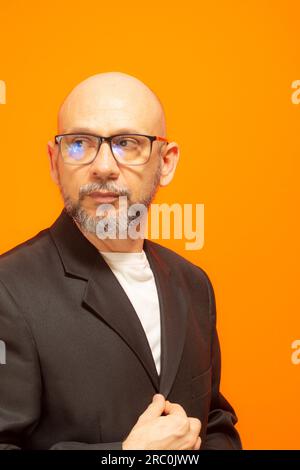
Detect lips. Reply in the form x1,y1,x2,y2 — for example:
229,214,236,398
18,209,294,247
88,191,119,203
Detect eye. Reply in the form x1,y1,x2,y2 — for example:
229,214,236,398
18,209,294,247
69,140,85,155
119,138,137,147
65,137,95,160
71,139,83,148
66,136,97,157
69,137,92,146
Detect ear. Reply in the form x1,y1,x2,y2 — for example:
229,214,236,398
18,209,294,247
47,140,59,185
159,142,180,187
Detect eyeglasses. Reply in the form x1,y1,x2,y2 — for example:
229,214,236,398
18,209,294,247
54,133,168,166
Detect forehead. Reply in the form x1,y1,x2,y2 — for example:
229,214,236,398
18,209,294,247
59,92,161,136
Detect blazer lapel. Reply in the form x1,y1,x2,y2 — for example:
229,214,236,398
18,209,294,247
49,209,188,398
82,258,161,390
143,240,188,398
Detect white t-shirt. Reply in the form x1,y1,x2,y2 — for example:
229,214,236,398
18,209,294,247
98,249,161,376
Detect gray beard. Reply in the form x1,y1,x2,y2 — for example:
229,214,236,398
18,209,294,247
58,160,162,237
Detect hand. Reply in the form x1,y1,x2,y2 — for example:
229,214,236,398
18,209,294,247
122,394,201,450
164,399,201,451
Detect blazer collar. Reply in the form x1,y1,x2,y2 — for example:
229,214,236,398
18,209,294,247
49,208,188,397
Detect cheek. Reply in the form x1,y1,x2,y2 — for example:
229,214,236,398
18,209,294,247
58,166,81,199
140,164,161,194
123,162,158,196
128,175,149,201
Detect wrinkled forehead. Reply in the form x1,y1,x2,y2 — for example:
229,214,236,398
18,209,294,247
58,85,165,137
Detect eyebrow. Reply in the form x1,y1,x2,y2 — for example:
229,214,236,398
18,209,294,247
62,127,147,136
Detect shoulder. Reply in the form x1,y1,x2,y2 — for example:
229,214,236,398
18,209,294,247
146,240,217,320
145,239,214,290
0,228,54,286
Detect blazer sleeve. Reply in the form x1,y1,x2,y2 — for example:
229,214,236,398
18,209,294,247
200,273,243,450
0,280,123,450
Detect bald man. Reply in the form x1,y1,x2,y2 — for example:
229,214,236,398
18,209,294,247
0,72,242,450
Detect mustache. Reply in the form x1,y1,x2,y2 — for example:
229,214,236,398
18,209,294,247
79,182,130,200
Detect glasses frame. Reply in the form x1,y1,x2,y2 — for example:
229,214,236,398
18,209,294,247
54,132,168,166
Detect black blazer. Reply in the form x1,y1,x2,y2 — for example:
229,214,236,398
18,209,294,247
0,209,242,450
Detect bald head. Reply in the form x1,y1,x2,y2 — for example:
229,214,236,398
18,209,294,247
58,72,166,138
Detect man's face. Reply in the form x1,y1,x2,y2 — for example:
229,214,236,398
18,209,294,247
49,84,166,236
54,132,163,236
48,74,179,239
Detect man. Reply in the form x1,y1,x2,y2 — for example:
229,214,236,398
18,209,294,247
0,72,242,450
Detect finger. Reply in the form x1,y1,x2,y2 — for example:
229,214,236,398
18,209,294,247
189,417,202,436
165,402,187,417
138,394,166,423
192,436,201,450
163,400,171,415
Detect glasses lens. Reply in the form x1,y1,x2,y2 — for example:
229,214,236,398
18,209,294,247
111,135,150,165
60,135,98,164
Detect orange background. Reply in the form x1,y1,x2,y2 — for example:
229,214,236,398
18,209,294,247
0,0,299,449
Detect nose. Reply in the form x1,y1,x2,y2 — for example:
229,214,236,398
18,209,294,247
88,140,120,179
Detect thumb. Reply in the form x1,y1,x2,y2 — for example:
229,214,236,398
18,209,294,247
138,394,166,423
